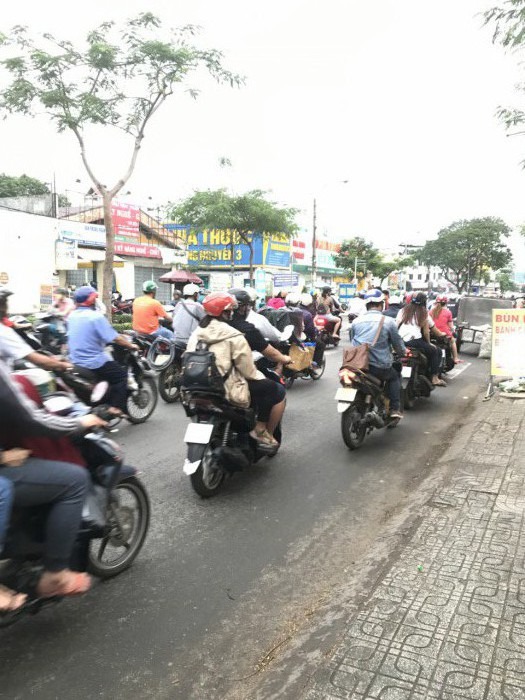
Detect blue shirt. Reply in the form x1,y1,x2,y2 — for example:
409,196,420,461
68,308,118,369
350,310,406,369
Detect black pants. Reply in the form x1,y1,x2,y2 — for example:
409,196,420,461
368,365,401,411
313,339,325,365
247,378,286,422
93,360,128,412
406,338,440,376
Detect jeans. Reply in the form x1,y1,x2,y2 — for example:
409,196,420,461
151,326,174,340
0,458,89,571
93,360,128,412
368,364,402,411
406,338,440,375
0,475,13,552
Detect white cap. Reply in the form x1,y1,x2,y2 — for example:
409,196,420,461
286,292,301,306
183,283,200,296
300,293,313,307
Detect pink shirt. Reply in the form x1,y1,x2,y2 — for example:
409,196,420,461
432,307,453,336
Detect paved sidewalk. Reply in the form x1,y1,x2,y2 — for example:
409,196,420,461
304,395,525,700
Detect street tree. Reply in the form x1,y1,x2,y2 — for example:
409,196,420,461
169,189,299,284
496,268,518,293
418,217,512,293
334,236,409,286
0,14,242,313
0,173,70,206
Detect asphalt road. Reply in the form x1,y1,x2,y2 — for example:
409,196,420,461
0,340,489,700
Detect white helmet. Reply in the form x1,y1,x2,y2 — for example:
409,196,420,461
245,287,258,303
300,293,313,307
183,283,200,296
286,292,301,306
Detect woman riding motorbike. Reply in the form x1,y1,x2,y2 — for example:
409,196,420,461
429,295,462,364
0,359,105,601
186,292,286,448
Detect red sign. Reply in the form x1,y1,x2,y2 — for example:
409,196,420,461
112,202,140,240
114,242,161,259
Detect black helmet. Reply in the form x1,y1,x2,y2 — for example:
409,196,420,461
228,288,252,306
0,286,13,300
322,285,331,294
412,292,427,306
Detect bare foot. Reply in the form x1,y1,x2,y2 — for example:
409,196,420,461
37,570,91,598
0,584,27,612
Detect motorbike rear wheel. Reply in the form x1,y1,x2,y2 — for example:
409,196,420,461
402,384,415,410
341,404,366,450
190,445,225,498
87,476,150,579
127,377,158,423
158,362,182,403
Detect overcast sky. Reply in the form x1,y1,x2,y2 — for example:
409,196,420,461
1,0,525,266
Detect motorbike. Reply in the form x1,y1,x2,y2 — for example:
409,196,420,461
0,393,150,628
337,365,402,450
11,312,67,355
277,339,325,389
432,335,455,374
59,345,158,424
181,369,285,498
398,349,434,410
111,294,133,316
314,314,340,348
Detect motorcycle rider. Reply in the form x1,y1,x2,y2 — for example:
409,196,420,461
50,288,75,318
245,288,283,343
299,292,326,367
227,288,292,368
382,293,404,319
396,292,446,387
186,292,286,447
0,358,105,600
171,283,205,346
68,286,138,415
319,286,342,338
132,281,173,340
0,287,71,372
349,289,406,421
347,290,367,320
430,295,462,364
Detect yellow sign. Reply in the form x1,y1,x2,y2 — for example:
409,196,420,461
491,309,525,376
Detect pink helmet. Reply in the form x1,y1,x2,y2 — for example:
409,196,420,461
436,295,448,304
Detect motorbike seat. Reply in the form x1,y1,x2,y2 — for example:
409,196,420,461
364,373,383,386
73,365,97,381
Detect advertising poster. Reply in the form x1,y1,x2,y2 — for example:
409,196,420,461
183,230,290,269
55,239,78,270
491,309,525,377
112,202,140,240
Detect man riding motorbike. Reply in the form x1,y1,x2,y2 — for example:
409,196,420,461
68,286,138,416
186,292,287,447
0,286,71,372
0,358,105,602
349,289,406,421
171,283,205,346
132,281,173,340
244,288,283,343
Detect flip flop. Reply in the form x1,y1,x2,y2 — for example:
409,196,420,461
0,585,27,613
37,572,91,599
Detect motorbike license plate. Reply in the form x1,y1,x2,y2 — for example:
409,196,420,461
184,422,213,444
401,366,412,378
334,387,357,402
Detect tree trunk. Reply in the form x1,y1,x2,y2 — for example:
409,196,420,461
102,192,115,320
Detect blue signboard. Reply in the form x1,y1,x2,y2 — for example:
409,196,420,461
339,283,357,300
164,226,290,269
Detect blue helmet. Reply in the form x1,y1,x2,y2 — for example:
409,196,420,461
364,289,385,304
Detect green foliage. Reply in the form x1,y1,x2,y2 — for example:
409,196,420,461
0,173,50,197
113,322,132,333
169,189,299,281
496,268,518,292
113,313,132,324
334,236,409,284
418,217,512,293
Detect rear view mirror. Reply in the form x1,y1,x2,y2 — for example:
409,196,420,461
91,381,109,404
281,325,294,341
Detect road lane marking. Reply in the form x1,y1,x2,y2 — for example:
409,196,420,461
445,362,472,380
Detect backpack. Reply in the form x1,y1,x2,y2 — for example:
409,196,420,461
181,339,232,395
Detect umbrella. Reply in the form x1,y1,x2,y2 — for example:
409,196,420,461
158,270,203,284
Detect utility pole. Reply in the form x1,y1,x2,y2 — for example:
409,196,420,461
311,197,317,288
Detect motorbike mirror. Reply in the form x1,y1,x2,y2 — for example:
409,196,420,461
281,325,295,341
43,394,74,415
91,381,109,404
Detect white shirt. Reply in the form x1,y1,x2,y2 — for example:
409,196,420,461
348,297,367,316
0,323,32,365
247,310,282,343
395,309,434,342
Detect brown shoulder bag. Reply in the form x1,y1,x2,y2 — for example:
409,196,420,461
341,316,385,372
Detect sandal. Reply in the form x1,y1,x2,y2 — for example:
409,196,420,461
0,584,27,613
37,572,91,599
432,378,447,387
250,429,278,447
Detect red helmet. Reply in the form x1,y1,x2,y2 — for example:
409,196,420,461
436,295,448,304
202,292,236,317
404,292,413,304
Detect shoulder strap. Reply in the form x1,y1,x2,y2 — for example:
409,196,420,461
180,301,201,322
371,315,385,347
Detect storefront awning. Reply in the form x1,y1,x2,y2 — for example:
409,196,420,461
77,249,124,263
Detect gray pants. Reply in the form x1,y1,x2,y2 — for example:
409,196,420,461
0,458,89,571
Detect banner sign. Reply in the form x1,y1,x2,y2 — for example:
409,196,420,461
491,309,525,377
58,221,106,248
179,229,291,269
55,239,78,270
292,237,343,274
273,273,299,288
114,242,161,259
112,201,140,240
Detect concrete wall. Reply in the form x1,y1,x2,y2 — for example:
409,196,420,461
0,209,57,313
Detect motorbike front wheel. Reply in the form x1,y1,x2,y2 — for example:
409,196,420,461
341,405,366,450
87,476,150,579
158,363,182,403
190,445,225,498
310,356,326,380
127,377,158,423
